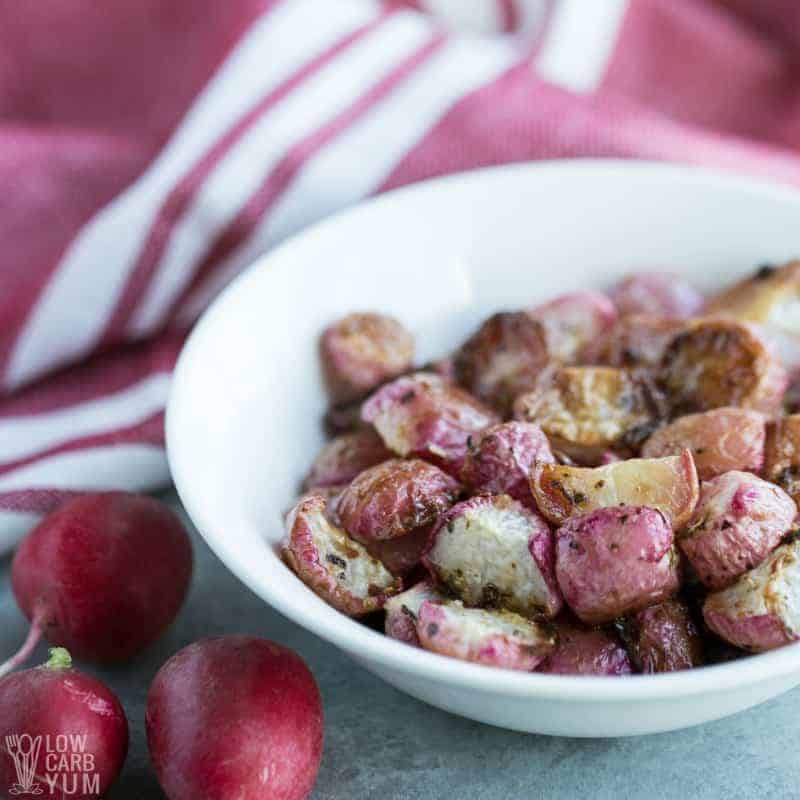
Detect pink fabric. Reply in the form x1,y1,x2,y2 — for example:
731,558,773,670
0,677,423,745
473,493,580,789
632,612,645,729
1,0,800,548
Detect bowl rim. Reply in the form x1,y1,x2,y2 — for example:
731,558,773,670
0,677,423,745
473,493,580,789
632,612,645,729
167,157,800,702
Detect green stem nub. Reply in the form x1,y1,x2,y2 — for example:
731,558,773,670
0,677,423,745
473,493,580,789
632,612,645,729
45,648,73,671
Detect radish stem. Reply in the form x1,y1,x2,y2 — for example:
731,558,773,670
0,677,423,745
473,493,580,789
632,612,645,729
45,648,72,670
0,607,46,678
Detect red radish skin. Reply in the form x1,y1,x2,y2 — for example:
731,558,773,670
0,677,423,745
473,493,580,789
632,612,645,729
5,492,193,670
146,636,323,800
0,649,128,800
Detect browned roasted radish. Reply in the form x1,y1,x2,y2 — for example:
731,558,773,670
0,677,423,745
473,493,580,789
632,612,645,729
514,366,666,464
764,414,800,505
282,496,401,617
453,311,549,415
530,450,699,529
337,459,459,543
659,317,787,416
705,261,800,369
615,599,704,673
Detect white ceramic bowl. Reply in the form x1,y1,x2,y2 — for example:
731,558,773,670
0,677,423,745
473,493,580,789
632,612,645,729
167,160,800,736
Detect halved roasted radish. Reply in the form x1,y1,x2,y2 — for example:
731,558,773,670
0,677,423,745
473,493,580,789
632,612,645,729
415,600,557,670
282,496,401,617
530,450,699,529
680,471,795,590
659,317,787,416
361,372,500,476
423,494,562,618
384,580,446,647
514,366,666,464
703,539,800,652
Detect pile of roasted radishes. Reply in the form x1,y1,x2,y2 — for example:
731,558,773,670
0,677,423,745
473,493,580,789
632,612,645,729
1,493,323,800
284,262,800,675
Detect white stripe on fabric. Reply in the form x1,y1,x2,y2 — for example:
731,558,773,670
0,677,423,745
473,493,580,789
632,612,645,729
263,35,518,243
127,10,434,339
0,445,169,494
175,34,518,324
0,445,170,553
419,0,502,32
4,0,380,390
535,0,629,92
0,372,171,464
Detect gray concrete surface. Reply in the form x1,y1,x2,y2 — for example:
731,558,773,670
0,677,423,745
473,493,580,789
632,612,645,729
2,490,800,799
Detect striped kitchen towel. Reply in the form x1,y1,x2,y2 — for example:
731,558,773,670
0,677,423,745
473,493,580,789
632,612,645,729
2,0,799,551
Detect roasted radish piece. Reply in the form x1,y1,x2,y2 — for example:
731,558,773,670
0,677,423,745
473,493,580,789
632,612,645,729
538,621,632,676
705,261,800,369
337,458,460,543
703,539,800,652
321,312,414,404
336,457,460,577
460,421,555,506
384,580,446,647
641,407,765,480
364,526,432,577
589,315,684,368
452,312,549,415
555,506,680,624
416,600,557,670
659,318,787,416
609,271,704,318
323,401,368,436
615,599,703,673
423,494,562,618
303,429,392,490
679,471,795,590
531,450,699,529
514,366,665,464
764,415,800,505
362,372,500,476
282,496,401,616
527,290,617,363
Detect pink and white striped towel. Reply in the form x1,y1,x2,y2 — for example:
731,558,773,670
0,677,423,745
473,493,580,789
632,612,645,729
2,0,800,552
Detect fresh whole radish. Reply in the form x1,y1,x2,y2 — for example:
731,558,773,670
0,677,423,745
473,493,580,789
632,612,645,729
0,648,128,799
146,636,324,800
2,492,193,673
